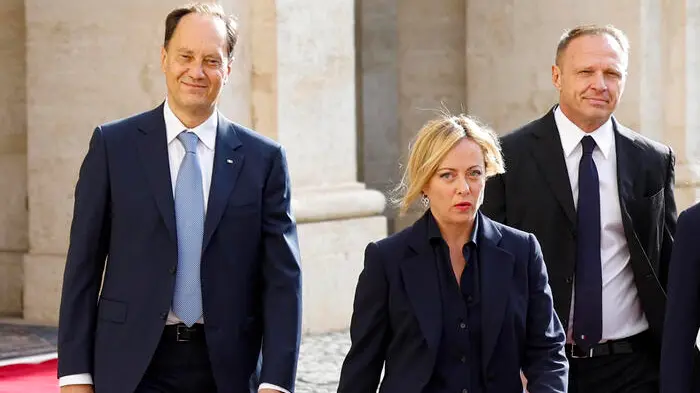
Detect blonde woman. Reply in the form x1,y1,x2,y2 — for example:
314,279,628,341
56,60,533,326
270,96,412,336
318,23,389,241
337,114,568,393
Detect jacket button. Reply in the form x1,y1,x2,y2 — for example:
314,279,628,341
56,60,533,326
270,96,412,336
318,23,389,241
160,312,168,320
565,276,573,284
169,266,177,275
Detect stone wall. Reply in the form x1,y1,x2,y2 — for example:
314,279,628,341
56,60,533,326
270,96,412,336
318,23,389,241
1,0,698,330
0,0,27,316
16,0,387,333
359,0,467,232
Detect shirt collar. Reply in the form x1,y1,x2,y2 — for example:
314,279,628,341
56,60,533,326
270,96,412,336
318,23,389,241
164,100,217,150
427,210,480,247
554,105,614,159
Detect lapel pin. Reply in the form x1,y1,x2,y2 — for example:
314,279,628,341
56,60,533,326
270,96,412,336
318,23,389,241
226,159,234,164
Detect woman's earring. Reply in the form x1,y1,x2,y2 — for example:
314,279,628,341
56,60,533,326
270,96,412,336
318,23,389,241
421,194,430,209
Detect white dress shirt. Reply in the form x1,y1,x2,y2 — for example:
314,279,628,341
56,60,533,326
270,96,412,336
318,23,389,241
554,106,649,343
61,101,288,393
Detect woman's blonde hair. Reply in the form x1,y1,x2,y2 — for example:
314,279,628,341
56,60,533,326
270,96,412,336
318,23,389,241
392,114,505,215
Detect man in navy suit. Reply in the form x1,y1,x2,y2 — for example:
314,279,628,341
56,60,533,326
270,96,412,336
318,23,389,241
660,201,700,393
57,3,302,393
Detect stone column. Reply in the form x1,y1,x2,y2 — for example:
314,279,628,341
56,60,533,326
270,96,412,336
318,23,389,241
0,0,27,317
251,0,386,333
641,0,700,210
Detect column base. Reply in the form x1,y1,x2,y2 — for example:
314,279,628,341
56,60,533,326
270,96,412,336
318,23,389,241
294,183,388,333
299,215,386,333
0,252,23,316
22,253,64,325
292,182,386,223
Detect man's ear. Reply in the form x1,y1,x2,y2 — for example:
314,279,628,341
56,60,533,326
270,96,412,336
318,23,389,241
160,47,168,73
552,64,562,91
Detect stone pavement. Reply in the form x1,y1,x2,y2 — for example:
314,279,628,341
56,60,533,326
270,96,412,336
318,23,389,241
0,319,353,392
0,323,57,361
296,330,351,393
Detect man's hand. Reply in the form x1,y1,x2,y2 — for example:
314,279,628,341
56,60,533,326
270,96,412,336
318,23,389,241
521,371,529,393
60,385,94,393
259,389,282,393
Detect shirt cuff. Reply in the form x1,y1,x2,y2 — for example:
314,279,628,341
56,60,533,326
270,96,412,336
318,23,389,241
59,373,94,386
259,383,291,393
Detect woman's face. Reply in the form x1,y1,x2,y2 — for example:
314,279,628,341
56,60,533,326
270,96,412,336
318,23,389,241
423,138,486,227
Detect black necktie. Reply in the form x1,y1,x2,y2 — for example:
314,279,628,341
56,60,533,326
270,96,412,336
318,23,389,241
573,135,603,350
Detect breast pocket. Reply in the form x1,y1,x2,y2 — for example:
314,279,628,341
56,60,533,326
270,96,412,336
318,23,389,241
636,187,664,220
631,187,665,261
643,186,663,204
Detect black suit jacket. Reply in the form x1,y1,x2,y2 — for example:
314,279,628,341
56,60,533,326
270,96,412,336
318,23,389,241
57,104,302,393
482,107,677,339
660,202,700,393
337,211,568,393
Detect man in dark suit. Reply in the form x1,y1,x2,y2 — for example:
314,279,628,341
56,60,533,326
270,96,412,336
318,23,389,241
57,3,302,393
482,25,677,393
660,202,700,393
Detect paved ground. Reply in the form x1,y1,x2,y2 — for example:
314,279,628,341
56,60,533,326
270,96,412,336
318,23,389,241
0,317,352,392
296,330,351,393
0,323,57,361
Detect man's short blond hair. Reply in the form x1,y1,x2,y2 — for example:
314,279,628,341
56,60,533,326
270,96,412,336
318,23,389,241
555,24,630,67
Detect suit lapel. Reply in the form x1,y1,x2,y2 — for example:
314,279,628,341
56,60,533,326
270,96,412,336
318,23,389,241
613,121,648,262
400,214,442,351
202,114,244,251
614,120,643,215
530,108,577,227
137,103,177,241
479,214,515,368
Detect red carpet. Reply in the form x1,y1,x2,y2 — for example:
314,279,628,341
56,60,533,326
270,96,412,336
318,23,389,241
0,359,58,393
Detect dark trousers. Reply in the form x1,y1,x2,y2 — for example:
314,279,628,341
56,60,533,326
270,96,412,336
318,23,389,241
567,333,659,393
134,324,217,393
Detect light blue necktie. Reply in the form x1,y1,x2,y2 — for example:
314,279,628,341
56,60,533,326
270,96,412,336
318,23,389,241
172,131,205,327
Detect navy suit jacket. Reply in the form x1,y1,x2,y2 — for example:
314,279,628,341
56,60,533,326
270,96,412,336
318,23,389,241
337,211,568,393
57,104,302,393
660,202,700,393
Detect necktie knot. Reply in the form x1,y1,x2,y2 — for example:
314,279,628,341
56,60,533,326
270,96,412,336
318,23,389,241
581,135,597,155
178,131,199,154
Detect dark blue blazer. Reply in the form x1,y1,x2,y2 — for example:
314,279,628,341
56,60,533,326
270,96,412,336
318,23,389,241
660,202,700,393
57,104,302,393
337,211,568,393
